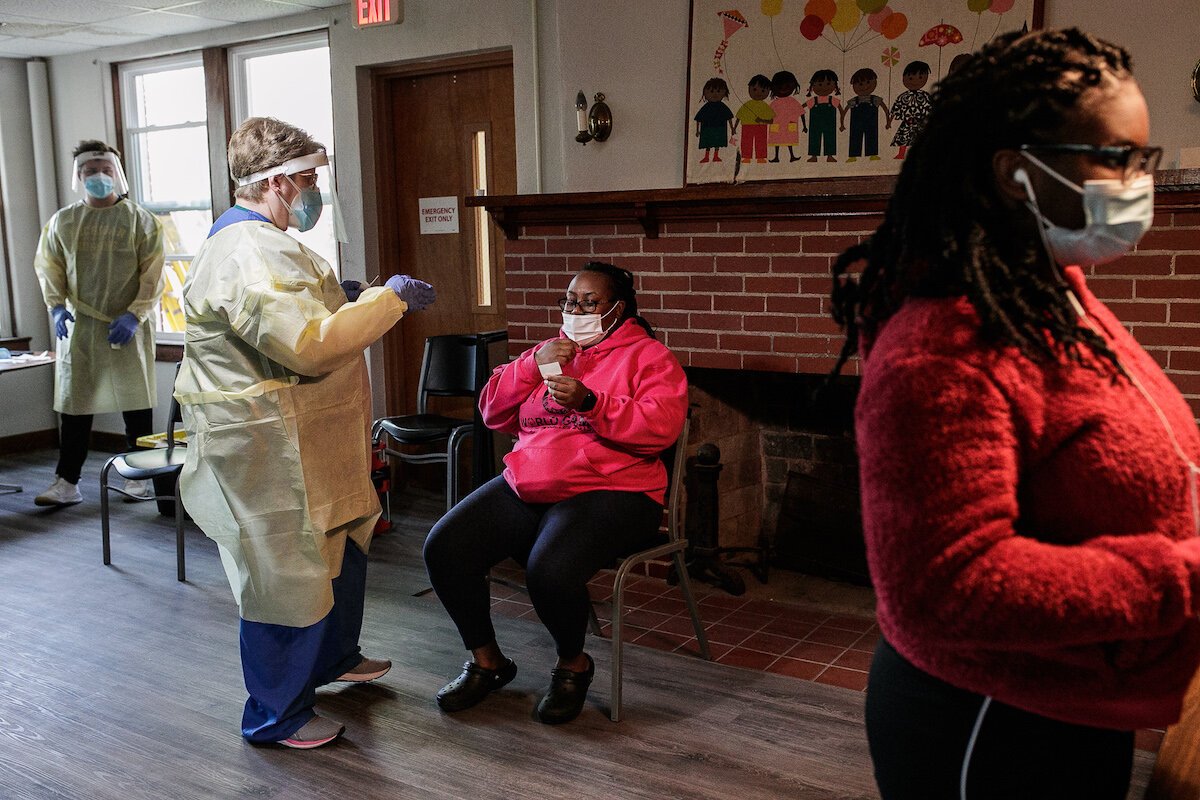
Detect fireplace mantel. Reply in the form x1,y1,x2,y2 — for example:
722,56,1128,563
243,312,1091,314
468,169,1200,240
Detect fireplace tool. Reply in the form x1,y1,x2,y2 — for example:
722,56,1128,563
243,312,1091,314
680,442,769,596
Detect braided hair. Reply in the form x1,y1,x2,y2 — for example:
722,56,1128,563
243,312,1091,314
829,28,1131,379
581,261,656,338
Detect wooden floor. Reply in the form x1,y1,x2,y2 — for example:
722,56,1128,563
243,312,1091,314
0,449,1153,799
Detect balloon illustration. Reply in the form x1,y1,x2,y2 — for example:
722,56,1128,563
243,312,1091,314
761,0,783,16
857,0,887,12
967,0,991,11
868,6,892,32
880,11,906,39
800,13,825,40
990,0,1016,12
804,0,837,22
830,0,862,33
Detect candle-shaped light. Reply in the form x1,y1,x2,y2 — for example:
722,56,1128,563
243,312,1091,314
575,91,588,134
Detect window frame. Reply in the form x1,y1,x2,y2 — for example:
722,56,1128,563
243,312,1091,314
117,51,211,346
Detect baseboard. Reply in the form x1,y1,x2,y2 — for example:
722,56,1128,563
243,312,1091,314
0,429,56,455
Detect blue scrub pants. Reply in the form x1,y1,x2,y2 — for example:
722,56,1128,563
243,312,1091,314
239,538,368,742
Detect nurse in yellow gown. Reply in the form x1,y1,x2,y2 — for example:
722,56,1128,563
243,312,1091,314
174,117,435,749
32,140,165,506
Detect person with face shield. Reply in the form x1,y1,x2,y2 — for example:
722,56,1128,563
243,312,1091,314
826,29,1200,799
174,117,435,750
32,140,165,506
423,261,687,725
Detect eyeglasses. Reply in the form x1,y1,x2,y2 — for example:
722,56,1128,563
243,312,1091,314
1019,144,1162,183
292,171,319,189
557,297,611,313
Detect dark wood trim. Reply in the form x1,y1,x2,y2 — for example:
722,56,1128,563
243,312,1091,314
111,62,124,164
469,169,1200,239
467,176,896,239
155,344,184,363
0,428,56,456
1,336,33,350
368,48,513,81
202,47,234,218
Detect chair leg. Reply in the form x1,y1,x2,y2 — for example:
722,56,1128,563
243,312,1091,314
174,475,185,582
587,602,603,638
100,461,112,566
674,550,711,660
610,560,638,723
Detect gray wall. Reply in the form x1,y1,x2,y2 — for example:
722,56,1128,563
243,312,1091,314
2,0,1198,439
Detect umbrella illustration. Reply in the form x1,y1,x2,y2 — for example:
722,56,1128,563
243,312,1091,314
919,22,963,77
713,9,749,74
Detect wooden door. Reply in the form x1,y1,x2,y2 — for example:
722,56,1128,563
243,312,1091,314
371,51,516,488
373,52,515,416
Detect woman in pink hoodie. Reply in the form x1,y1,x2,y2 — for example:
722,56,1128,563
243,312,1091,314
424,261,687,724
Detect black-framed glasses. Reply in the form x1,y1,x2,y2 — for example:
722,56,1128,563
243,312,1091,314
1020,144,1162,183
557,297,610,313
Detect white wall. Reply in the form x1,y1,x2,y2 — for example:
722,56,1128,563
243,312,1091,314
3,0,1198,439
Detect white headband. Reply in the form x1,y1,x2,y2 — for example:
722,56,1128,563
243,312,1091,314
74,150,121,173
235,150,329,186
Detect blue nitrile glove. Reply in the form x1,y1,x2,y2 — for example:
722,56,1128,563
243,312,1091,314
108,312,139,346
385,274,436,311
51,305,74,340
341,280,365,302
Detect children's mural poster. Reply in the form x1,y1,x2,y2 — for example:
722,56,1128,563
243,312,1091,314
686,0,1040,184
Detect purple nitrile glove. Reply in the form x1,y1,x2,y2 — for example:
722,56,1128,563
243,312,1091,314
341,280,365,302
108,312,139,346
51,305,74,340
384,274,436,311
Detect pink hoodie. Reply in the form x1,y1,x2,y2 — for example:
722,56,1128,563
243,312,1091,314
480,319,688,505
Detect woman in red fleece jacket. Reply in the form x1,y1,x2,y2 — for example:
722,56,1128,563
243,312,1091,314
424,262,687,724
828,29,1194,799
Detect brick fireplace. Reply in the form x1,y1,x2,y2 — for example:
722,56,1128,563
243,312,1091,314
471,172,1200,579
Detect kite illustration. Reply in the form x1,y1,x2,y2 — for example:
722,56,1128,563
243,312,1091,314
713,9,749,74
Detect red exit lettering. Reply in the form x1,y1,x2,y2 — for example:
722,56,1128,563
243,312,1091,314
357,0,391,26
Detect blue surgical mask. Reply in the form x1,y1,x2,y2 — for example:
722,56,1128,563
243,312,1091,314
284,176,323,232
83,174,114,199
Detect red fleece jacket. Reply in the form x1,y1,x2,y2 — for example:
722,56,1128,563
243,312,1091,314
857,266,1200,730
480,319,688,505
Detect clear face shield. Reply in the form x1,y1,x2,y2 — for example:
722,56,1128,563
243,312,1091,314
236,149,347,242
71,151,130,200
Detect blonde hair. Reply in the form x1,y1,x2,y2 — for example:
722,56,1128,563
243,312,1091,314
228,117,324,202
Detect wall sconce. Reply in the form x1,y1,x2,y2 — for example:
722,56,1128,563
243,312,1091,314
574,91,612,145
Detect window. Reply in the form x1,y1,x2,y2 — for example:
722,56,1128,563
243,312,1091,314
116,32,336,343
229,33,337,268
119,54,212,341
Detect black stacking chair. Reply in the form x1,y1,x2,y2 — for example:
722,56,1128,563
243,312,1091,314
372,330,507,514
100,372,189,581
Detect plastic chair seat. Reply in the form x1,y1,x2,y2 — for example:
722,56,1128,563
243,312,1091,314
377,414,472,444
108,448,188,480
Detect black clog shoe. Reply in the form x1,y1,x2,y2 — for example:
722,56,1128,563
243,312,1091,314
435,658,518,712
535,653,595,724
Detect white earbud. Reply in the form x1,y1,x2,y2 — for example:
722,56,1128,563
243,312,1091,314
1012,167,1029,187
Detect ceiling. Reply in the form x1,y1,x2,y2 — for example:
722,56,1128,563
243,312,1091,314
0,0,342,58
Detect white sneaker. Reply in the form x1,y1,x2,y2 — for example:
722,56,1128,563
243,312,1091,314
122,479,153,502
34,476,83,507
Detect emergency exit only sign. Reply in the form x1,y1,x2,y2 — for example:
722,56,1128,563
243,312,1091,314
352,0,402,28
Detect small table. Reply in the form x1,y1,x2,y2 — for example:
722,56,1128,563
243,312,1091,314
0,351,56,493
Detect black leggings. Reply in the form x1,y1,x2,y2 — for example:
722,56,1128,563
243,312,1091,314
56,409,154,484
865,637,1134,800
423,476,664,659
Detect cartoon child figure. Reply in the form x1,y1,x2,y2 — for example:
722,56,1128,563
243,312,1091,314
889,60,932,160
767,70,803,163
735,74,774,164
841,68,892,162
694,77,735,163
804,69,841,163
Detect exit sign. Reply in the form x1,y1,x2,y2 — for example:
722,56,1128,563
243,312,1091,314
352,0,402,28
